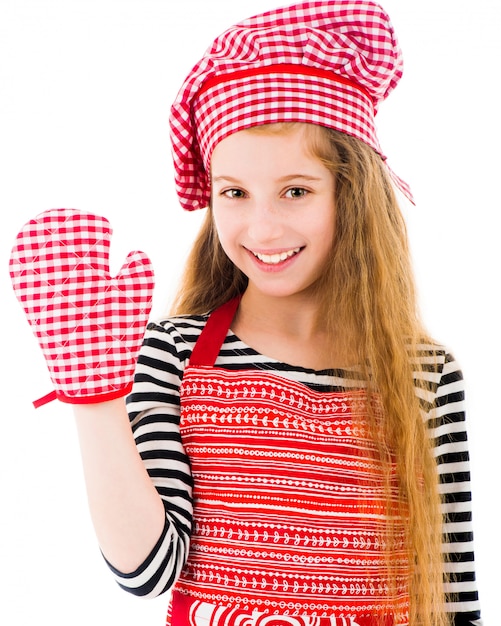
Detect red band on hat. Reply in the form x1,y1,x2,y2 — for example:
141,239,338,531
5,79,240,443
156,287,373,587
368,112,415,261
196,63,374,111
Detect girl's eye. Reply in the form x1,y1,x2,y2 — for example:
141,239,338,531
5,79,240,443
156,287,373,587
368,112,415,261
285,187,308,199
222,188,247,199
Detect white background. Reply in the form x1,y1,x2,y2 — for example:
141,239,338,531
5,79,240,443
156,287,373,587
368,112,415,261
0,1,498,624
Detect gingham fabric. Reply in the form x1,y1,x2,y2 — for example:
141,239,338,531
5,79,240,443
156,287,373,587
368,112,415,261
170,0,412,211
9,209,155,406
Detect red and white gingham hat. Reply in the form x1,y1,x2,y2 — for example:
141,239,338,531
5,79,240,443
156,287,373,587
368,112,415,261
170,0,412,211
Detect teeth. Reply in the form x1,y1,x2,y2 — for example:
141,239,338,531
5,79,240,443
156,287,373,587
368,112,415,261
253,248,301,265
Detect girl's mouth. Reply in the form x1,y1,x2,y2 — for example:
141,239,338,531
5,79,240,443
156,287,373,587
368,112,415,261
251,247,301,265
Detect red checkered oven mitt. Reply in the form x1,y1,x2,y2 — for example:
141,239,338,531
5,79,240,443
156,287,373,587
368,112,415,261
9,208,155,407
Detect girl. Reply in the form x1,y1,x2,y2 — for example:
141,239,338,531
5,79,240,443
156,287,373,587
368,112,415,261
9,2,482,625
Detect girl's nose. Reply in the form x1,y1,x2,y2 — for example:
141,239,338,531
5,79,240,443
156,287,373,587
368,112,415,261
246,202,284,244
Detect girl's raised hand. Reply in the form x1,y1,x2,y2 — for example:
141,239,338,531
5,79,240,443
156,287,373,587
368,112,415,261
9,208,155,407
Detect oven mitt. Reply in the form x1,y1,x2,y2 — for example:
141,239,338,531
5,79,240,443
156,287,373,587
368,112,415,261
9,208,155,407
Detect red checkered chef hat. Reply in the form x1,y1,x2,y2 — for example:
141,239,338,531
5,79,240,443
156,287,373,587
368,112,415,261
170,0,412,211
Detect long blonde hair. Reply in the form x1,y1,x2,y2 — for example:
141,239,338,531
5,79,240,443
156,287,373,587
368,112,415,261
171,123,449,626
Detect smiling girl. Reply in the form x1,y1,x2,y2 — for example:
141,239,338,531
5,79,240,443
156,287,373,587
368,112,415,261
9,2,482,626
211,124,337,362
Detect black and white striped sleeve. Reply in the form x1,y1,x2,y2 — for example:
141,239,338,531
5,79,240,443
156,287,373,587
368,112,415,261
422,350,482,626
105,319,196,598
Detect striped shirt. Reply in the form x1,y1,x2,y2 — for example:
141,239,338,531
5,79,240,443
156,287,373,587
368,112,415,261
107,313,482,625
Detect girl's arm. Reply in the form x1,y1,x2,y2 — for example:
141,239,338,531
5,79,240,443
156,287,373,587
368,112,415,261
9,210,192,597
74,398,166,574
426,351,482,625
94,320,195,598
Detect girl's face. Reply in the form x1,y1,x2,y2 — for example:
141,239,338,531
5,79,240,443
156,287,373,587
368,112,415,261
210,124,336,303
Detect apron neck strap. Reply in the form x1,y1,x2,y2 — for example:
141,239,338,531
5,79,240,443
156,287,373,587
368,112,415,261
188,296,241,367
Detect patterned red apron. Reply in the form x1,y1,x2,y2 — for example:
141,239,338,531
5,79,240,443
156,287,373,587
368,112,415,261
169,298,409,626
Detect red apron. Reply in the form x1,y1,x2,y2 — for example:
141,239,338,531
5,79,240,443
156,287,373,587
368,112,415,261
169,298,409,626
